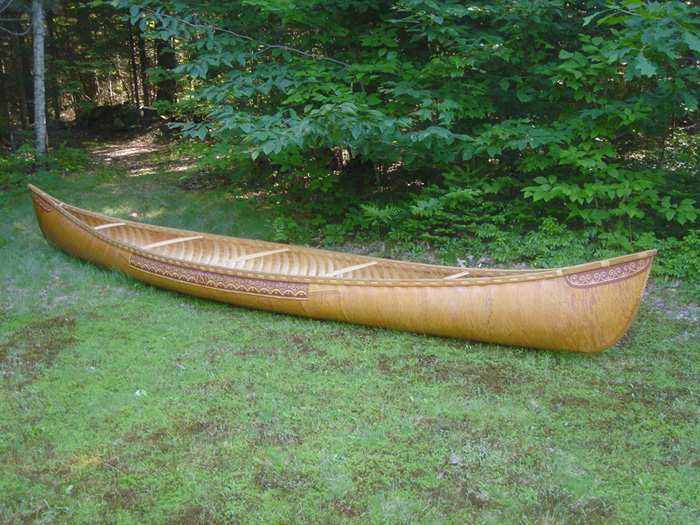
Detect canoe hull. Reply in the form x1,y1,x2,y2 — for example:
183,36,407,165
29,185,654,353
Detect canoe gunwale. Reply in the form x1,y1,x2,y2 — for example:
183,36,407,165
28,184,657,289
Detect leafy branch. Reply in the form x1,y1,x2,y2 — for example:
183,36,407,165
104,0,351,68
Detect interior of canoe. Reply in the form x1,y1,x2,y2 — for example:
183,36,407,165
61,201,547,281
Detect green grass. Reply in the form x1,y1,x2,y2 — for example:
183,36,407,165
1,158,699,524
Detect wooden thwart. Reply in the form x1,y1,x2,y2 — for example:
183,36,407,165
323,261,378,277
443,270,471,280
94,222,126,230
228,248,290,265
143,236,203,250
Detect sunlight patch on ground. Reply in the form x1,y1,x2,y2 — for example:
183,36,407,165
127,166,158,177
128,164,196,177
227,190,268,200
92,142,196,177
98,145,159,158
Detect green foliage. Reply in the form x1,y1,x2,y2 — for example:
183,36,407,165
319,222,348,245
49,143,93,174
0,142,95,192
522,169,698,228
519,218,596,267
0,146,34,191
268,216,304,243
360,203,402,239
653,230,700,290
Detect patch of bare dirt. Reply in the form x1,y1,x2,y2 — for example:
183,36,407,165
0,316,77,389
53,121,197,178
91,125,196,177
644,281,700,326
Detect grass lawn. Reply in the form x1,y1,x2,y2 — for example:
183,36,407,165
1,145,699,524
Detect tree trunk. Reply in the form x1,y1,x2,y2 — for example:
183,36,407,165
33,0,47,158
138,36,151,106
76,4,98,104
0,59,17,151
111,55,132,99
128,27,140,107
14,33,31,129
155,40,177,104
46,9,61,120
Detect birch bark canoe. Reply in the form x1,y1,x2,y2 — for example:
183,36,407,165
28,184,656,353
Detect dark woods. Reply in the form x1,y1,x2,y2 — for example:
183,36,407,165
0,0,175,144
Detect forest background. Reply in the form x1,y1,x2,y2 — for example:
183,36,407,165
1,0,699,290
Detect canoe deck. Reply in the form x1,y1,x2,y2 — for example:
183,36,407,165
28,184,656,353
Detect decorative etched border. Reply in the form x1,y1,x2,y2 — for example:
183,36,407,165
564,258,651,289
31,192,55,213
129,254,308,299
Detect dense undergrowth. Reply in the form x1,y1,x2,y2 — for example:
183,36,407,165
1,137,699,523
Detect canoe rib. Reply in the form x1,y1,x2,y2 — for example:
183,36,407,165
27,184,656,353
